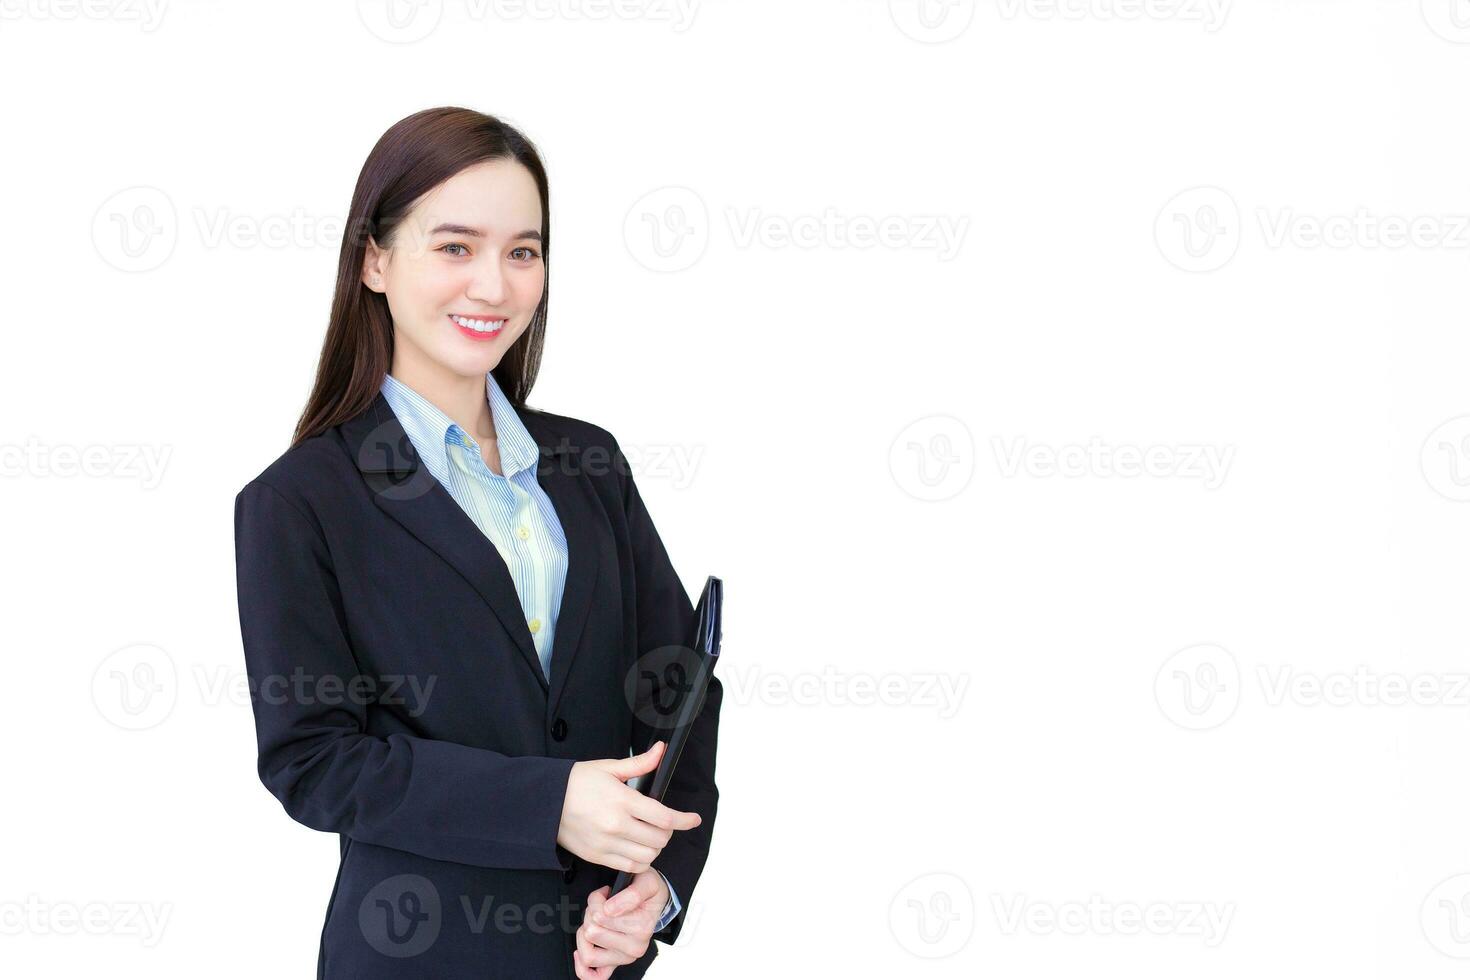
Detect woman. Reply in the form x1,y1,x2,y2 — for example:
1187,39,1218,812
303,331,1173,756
232,106,720,979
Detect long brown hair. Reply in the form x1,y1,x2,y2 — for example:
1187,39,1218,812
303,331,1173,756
290,107,551,449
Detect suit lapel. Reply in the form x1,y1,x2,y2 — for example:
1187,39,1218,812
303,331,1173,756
339,390,598,714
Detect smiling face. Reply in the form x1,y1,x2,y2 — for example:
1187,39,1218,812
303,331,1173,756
362,156,546,382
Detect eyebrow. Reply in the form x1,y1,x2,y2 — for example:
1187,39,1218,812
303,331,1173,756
428,223,542,243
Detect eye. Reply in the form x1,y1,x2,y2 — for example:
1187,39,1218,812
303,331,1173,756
438,242,470,257
511,246,542,261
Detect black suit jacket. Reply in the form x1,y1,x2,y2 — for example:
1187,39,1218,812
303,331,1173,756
232,390,721,979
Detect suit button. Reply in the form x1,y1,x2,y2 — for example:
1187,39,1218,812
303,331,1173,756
551,718,568,741
562,862,576,884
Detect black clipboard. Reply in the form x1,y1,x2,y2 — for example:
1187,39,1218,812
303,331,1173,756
611,575,722,899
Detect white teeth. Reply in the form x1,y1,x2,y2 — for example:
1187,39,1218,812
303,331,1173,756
452,315,504,332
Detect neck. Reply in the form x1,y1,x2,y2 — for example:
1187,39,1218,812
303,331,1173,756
389,343,497,446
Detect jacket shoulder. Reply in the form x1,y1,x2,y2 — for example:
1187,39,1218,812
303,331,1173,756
519,405,623,456
519,405,636,498
234,431,350,522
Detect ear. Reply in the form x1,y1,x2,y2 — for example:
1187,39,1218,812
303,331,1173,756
361,235,385,292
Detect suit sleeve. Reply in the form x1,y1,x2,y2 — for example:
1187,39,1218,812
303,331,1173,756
233,477,575,871
613,441,722,945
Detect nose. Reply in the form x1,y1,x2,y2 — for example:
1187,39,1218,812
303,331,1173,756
465,257,508,306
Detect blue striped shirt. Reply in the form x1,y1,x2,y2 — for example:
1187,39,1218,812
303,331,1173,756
378,369,681,933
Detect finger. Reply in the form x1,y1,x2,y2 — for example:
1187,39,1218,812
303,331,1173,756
596,906,659,941
573,946,611,979
608,841,659,874
598,889,642,923
618,816,673,851
600,741,664,782
578,930,623,971
629,794,702,832
599,893,660,932
599,851,644,876
603,873,659,917
581,947,625,972
576,922,614,979
585,915,647,960
580,931,639,969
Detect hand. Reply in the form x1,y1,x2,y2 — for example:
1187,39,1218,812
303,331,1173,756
557,741,702,874
573,872,667,979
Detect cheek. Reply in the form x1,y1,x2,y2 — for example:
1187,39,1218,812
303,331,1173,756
390,266,459,338
514,267,546,309
414,261,472,305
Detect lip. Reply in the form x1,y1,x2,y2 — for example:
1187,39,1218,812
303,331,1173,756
448,313,507,341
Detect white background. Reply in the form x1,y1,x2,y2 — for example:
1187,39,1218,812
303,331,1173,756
2,0,1469,976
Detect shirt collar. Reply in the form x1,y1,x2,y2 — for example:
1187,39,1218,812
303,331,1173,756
379,370,540,484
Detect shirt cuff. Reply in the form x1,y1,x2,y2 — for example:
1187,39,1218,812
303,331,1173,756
653,869,682,933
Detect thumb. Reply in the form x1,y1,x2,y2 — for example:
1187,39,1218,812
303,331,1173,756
601,740,664,781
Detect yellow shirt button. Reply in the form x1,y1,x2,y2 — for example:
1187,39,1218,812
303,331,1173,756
517,525,530,540
529,618,542,633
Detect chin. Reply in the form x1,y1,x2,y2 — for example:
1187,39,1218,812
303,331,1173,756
452,353,501,377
